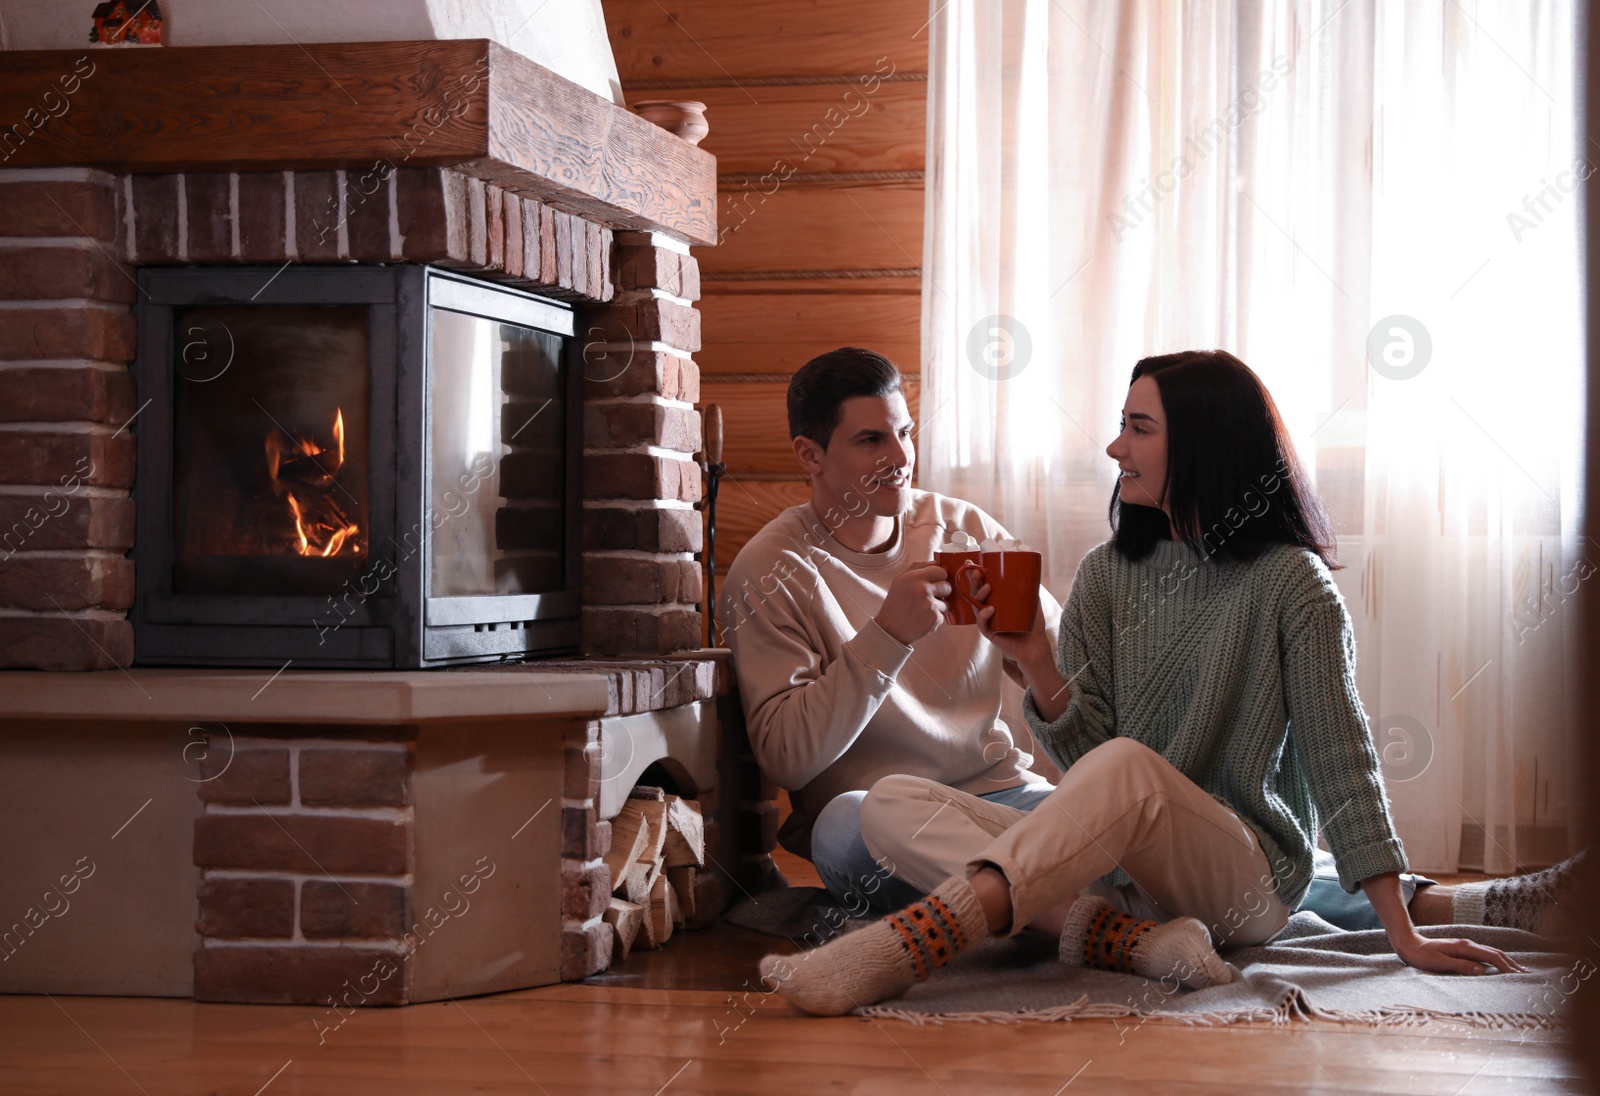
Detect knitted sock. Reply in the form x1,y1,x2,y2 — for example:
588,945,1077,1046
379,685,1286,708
758,874,990,1016
1059,895,1231,989
1451,851,1586,938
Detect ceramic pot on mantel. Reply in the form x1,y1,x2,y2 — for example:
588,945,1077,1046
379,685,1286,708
632,100,710,146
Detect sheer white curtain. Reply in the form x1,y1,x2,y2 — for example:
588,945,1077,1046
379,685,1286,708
921,0,1586,872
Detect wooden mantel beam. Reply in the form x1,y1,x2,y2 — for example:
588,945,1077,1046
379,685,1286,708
0,40,717,246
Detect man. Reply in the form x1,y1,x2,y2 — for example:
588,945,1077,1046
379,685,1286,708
722,348,1583,938
719,348,1059,913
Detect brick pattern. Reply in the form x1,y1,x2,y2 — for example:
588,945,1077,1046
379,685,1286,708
301,881,409,939
7,154,750,1010
197,877,295,939
192,734,416,1005
580,231,706,657
113,167,615,307
550,652,743,981
0,161,710,668
0,169,135,670
187,690,747,995
299,748,409,807
559,720,614,980
733,777,786,898
709,698,784,901
469,654,729,718
194,946,407,1007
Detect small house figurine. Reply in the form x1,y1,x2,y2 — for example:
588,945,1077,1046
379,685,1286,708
90,0,164,46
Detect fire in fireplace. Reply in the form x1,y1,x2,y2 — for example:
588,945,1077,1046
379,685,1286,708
273,410,360,557
169,303,372,598
132,266,583,668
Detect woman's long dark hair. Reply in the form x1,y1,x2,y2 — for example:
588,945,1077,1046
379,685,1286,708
1109,350,1341,570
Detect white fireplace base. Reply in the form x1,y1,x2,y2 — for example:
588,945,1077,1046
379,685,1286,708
0,669,610,1000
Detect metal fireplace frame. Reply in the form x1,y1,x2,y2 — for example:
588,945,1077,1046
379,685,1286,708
131,264,584,668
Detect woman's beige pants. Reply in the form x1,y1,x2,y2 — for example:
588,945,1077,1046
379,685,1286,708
860,738,1292,946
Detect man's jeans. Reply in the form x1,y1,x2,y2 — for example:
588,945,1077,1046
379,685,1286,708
809,782,1431,926
810,782,1055,915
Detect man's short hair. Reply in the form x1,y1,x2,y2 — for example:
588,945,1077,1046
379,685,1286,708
787,348,904,449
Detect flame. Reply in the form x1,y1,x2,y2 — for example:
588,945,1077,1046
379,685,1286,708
271,408,360,557
286,494,311,555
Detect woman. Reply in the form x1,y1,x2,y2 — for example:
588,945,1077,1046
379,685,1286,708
761,350,1523,1017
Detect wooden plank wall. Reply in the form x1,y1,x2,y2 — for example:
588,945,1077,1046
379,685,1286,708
602,0,930,640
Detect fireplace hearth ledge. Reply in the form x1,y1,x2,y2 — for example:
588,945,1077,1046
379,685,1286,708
0,668,611,723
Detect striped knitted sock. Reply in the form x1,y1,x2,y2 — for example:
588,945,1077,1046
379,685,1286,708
1059,896,1231,989
758,875,989,1016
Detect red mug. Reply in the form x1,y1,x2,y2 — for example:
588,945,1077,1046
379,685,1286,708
934,550,983,625
956,550,1042,633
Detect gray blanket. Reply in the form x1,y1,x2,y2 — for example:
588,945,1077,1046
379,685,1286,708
852,912,1581,1027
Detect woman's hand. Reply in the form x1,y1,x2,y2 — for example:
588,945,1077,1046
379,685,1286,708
974,583,1051,664
975,587,1072,720
1391,933,1525,976
1361,872,1526,975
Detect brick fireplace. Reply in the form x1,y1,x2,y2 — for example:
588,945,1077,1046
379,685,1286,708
0,163,707,668
0,38,783,1003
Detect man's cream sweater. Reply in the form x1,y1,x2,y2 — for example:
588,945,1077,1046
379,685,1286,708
721,491,1059,858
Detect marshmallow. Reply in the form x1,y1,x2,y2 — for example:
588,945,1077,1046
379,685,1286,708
937,530,980,553
979,536,1034,553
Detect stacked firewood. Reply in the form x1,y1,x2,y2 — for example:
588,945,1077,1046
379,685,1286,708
600,786,714,960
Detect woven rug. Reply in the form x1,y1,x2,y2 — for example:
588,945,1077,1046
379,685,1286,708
724,885,861,940
848,912,1576,1028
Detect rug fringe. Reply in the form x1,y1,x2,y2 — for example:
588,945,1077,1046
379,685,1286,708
857,994,1147,1027
857,994,1282,1028
1294,1002,1563,1031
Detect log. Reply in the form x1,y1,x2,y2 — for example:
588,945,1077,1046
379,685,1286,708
695,290,920,377
685,865,724,931
602,804,650,889
638,82,928,177
604,898,647,962
662,796,705,868
634,796,670,865
615,787,711,942
704,181,923,277
667,865,697,925
607,793,672,906
637,892,660,950
648,873,678,944
620,827,657,907
605,0,931,84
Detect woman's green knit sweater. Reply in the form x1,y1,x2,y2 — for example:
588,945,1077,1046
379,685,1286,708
1023,538,1409,907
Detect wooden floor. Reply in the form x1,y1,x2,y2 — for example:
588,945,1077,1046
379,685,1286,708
0,852,1587,1095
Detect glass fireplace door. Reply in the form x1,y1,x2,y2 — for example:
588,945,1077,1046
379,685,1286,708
171,305,372,596
428,310,565,597
419,274,579,660
132,264,580,668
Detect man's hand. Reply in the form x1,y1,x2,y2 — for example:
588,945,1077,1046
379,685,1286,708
875,562,952,646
